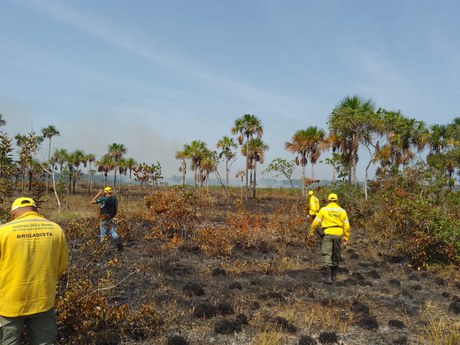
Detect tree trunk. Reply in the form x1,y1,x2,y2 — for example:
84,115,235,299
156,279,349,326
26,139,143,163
301,163,306,197
252,162,257,198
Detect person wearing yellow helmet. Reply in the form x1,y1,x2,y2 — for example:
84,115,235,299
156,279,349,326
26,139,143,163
310,193,350,284
90,186,123,251
0,197,68,344
307,190,320,223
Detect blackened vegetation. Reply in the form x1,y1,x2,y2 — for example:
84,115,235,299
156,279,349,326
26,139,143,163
56,190,460,344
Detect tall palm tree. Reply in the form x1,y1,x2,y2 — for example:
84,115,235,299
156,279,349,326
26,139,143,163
67,149,85,194
41,125,60,161
305,126,327,180
242,138,268,198
123,157,137,186
97,154,115,187
52,148,69,173
85,153,96,192
286,127,326,197
381,110,429,170
175,149,188,188
216,136,238,188
108,143,127,189
328,95,376,183
199,151,217,189
231,114,263,189
183,140,210,187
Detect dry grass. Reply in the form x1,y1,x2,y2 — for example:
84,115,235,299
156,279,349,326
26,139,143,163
13,186,458,345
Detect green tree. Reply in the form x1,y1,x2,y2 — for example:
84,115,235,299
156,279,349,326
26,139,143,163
133,162,163,189
263,158,295,188
380,110,429,170
328,95,376,184
15,131,44,192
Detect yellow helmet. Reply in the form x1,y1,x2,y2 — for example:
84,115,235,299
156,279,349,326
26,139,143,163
308,190,314,195
11,197,36,211
328,193,338,201
104,186,112,193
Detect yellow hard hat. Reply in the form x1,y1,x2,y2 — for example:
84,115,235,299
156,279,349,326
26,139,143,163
11,197,36,211
308,190,314,195
104,186,112,192
328,193,338,201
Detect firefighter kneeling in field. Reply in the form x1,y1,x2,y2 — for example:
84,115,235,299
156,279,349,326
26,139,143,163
310,193,350,284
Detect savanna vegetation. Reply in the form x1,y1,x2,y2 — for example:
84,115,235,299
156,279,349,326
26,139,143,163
0,95,460,344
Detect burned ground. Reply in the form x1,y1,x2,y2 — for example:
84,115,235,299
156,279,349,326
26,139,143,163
57,193,460,345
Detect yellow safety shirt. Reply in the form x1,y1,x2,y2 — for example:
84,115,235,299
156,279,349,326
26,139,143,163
0,211,68,317
309,195,320,216
311,202,350,241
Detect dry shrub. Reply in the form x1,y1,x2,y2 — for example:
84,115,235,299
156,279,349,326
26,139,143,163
56,268,159,344
196,225,234,256
144,189,215,238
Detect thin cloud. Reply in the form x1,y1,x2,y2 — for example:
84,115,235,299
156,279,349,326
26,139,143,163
19,0,305,121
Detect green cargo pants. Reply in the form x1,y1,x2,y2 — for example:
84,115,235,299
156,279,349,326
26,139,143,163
0,308,57,345
321,234,342,267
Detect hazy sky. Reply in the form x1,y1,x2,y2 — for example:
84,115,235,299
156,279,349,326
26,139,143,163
1,0,459,181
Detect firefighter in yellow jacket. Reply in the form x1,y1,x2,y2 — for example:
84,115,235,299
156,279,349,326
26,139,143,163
310,193,350,284
307,190,320,223
0,197,68,344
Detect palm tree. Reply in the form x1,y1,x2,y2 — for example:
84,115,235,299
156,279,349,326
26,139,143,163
85,153,96,192
381,110,429,170
328,95,376,183
108,143,127,189
52,148,69,173
67,149,85,194
97,154,115,187
0,114,6,127
286,127,326,197
123,157,137,187
175,149,188,188
41,125,60,192
199,151,217,189
242,138,269,198
183,140,210,187
231,114,263,190
216,136,238,188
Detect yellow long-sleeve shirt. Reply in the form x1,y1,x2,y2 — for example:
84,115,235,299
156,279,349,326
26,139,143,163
0,211,68,317
310,202,350,241
309,195,320,216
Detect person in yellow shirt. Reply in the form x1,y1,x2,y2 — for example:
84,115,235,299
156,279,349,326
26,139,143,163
310,193,350,284
307,190,320,223
0,197,68,345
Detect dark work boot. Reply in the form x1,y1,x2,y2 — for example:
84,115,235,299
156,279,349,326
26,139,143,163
331,266,338,281
115,239,123,251
323,267,333,284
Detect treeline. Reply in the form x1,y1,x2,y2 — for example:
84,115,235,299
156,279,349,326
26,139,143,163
175,95,460,199
0,118,163,199
2,94,460,201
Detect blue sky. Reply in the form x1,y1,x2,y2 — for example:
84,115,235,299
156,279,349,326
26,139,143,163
1,0,459,181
